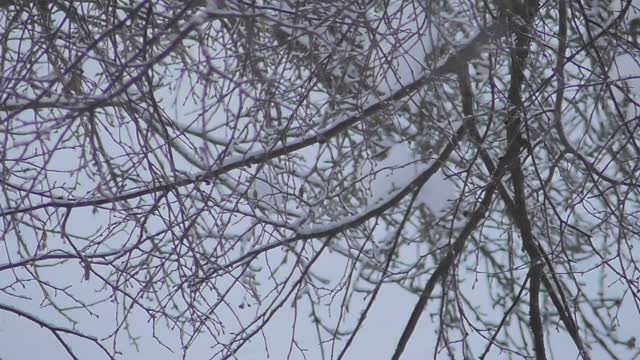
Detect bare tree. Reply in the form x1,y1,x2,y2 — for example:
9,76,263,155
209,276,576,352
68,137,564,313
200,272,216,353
1,0,640,358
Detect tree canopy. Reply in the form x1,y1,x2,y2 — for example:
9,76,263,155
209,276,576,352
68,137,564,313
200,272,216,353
1,0,640,358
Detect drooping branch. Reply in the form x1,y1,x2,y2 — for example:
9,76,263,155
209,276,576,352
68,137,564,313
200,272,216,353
0,303,115,360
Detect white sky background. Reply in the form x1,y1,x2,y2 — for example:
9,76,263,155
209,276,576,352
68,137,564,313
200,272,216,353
2,0,640,359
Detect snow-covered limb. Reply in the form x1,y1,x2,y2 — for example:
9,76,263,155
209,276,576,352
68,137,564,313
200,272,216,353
0,22,499,217
0,93,143,112
201,124,466,276
0,247,135,272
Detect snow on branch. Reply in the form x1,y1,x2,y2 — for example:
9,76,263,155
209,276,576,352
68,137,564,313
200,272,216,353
0,23,499,217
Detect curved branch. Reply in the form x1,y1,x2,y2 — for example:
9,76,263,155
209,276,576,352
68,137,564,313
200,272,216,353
0,302,114,360
1,22,503,217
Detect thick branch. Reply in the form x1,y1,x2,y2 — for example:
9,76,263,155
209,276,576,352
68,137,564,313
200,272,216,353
503,1,588,358
529,262,546,360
